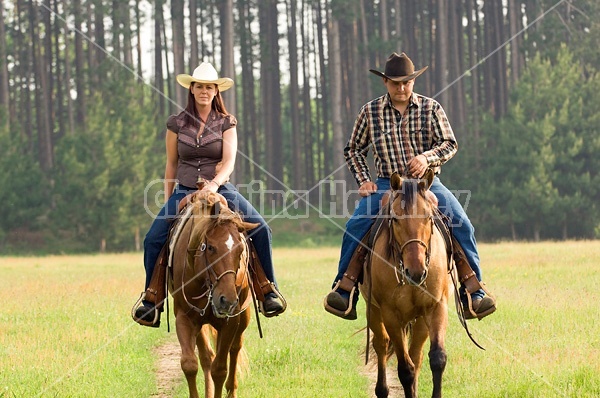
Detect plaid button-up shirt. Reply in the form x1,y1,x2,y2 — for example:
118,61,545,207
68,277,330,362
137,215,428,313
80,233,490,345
344,92,458,186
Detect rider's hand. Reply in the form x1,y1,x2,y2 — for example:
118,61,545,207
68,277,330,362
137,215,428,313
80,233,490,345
407,155,428,178
358,181,378,197
202,180,220,193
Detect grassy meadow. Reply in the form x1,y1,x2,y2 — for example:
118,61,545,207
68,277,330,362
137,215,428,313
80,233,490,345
1,241,600,397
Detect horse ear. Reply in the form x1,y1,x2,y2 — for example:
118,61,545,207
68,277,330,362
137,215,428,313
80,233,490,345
390,172,403,190
419,168,434,190
238,221,260,232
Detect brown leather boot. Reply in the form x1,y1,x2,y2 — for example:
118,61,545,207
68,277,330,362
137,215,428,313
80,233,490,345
247,236,287,317
132,244,168,327
452,237,496,320
324,236,369,320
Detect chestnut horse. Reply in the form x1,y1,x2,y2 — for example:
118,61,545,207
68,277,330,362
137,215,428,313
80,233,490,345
168,191,258,398
362,170,453,398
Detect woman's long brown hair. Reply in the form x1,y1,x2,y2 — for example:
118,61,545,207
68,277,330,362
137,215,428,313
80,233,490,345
182,82,229,128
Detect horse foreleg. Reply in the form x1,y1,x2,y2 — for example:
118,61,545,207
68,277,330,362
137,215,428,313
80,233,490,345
368,304,391,398
387,322,416,397
212,319,239,398
225,310,250,398
176,315,202,398
196,325,216,398
408,317,429,395
427,303,448,398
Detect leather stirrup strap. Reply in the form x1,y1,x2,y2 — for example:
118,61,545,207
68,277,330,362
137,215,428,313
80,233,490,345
144,242,169,309
246,237,273,301
451,236,484,295
339,233,371,292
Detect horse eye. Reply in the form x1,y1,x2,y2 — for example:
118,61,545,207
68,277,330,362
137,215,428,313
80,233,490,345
207,244,216,252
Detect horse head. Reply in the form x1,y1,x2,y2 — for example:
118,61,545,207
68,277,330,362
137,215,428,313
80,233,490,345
186,192,259,318
389,168,435,286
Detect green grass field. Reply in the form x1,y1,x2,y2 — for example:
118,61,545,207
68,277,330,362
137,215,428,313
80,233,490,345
1,241,600,397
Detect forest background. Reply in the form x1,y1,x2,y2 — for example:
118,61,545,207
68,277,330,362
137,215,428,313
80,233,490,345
0,0,599,253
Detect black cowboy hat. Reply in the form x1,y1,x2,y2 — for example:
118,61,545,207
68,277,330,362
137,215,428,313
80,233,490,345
369,52,428,82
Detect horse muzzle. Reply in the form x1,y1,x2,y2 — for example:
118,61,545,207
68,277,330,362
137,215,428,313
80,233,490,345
212,294,240,318
404,266,428,287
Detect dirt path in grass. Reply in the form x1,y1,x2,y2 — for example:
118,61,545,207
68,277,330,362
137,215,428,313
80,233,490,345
153,338,402,397
151,340,182,398
364,358,404,398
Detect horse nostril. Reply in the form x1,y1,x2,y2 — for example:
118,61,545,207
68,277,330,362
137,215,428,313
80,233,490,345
219,295,229,308
405,269,427,286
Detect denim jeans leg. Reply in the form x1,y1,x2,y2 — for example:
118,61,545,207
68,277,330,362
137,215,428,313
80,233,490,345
218,183,278,286
430,177,484,299
142,185,195,290
334,178,390,283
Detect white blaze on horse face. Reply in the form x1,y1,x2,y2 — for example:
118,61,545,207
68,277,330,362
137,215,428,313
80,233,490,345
225,234,234,251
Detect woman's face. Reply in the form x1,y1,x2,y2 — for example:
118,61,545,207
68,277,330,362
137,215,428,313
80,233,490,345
191,82,218,107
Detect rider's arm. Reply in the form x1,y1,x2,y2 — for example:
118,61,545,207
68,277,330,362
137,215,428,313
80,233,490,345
164,130,178,202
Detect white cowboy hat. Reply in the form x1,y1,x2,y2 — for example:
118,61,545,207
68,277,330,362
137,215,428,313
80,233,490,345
176,62,234,92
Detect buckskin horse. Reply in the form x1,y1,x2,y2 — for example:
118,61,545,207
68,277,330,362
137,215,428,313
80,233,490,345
168,190,258,398
362,169,453,398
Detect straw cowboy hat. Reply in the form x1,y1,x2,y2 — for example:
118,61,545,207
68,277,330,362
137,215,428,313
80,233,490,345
369,52,428,82
176,62,234,92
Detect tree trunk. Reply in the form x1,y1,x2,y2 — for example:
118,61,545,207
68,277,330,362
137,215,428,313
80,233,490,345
0,1,11,129
189,0,198,69
135,0,143,83
286,0,302,189
379,0,388,43
448,0,466,129
111,0,122,62
94,0,106,84
74,0,86,128
171,0,185,107
52,0,66,138
16,0,32,142
218,0,236,115
237,0,258,182
259,0,283,203
507,0,521,86
301,0,315,197
29,0,53,171
436,0,449,106
315,0,330,200
328,10,345,202
466,0,481,165
122,1,133,68
358,0,372,100
154,0,165,124
218,0,236,181
482,1,495,115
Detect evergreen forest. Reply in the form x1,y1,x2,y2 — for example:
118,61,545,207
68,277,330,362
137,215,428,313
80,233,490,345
1,0,599,252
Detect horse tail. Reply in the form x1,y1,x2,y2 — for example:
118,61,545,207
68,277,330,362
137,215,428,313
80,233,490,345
236,347,250,378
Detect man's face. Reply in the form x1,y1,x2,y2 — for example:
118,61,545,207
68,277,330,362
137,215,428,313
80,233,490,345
384,78,414,105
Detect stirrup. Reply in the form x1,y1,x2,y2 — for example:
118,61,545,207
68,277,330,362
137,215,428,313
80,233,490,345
258,283,287,318
463,282,496,321
131,292,161,327
323,281,357,320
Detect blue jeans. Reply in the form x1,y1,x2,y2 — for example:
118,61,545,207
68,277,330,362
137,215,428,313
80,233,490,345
143,183,277,293
334,176,484,299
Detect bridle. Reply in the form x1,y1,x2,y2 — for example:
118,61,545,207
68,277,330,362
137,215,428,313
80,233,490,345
388,190,434,286
182,232,250,319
